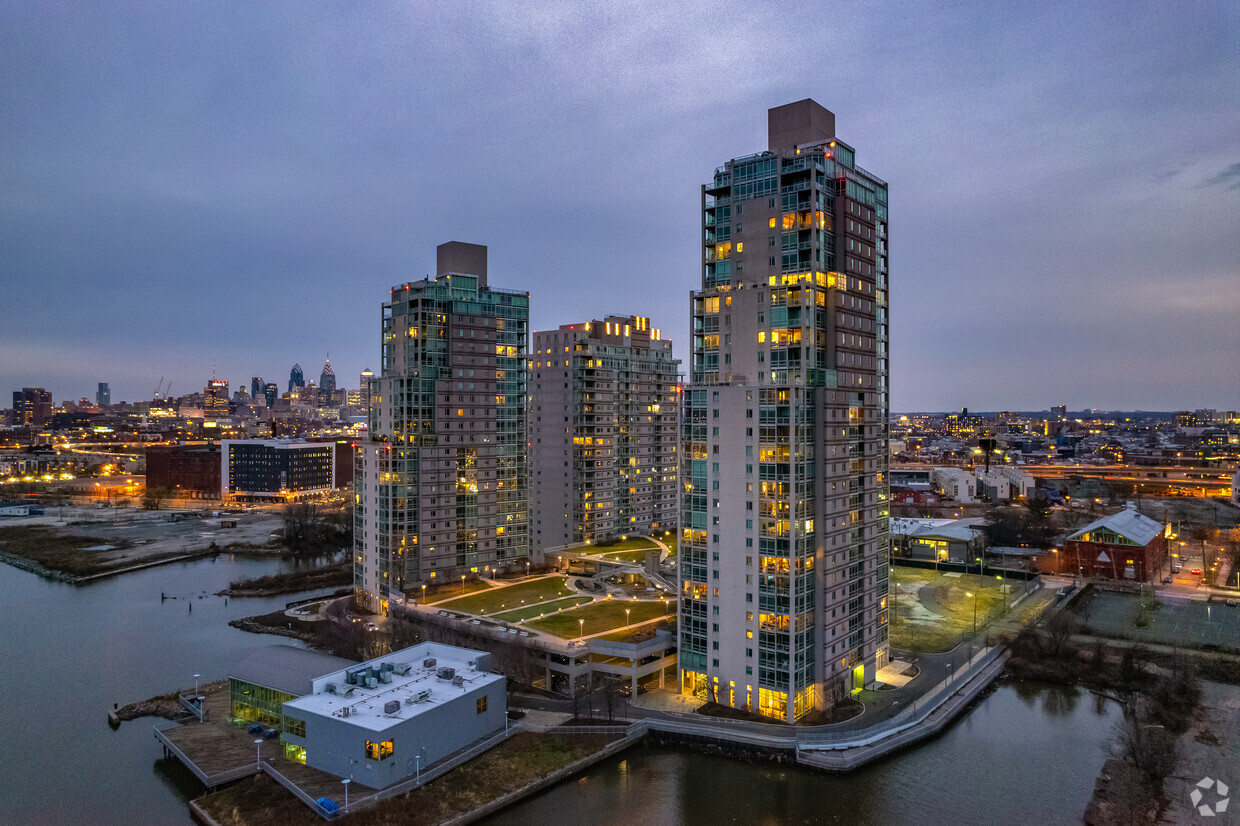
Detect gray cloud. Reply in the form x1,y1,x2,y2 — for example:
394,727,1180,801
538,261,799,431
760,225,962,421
1203,162,1240,189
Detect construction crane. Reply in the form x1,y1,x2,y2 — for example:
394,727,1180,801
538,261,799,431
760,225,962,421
153,377,164,401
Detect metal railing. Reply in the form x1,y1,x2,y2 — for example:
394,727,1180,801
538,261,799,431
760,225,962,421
153,726,259,787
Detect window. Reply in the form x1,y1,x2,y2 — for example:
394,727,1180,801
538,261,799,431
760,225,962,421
476,696,488,714
282,716,306,738
365,740,394,761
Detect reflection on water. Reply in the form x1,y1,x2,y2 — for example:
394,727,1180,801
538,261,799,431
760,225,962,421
0,549,1124,826
484,680,1123,826
0,553,337,826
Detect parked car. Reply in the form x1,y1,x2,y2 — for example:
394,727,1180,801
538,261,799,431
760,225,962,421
1191,568,1202,576
1162,577,1173,584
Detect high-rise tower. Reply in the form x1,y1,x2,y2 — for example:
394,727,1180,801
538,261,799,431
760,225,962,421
288,363,305,394
319,359,336,395
530,316,680,549
679,100,890,721
356,242,530,614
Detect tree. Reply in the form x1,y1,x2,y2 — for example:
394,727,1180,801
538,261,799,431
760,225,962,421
1187,523,1216,571
282,503,322,551
142,487,171,510
1116,709,1178,784
1044,610,1077,657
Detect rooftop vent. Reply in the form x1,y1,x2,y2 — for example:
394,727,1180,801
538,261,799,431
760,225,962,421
423,657,437,668
437,667,456,681
384,700,400,715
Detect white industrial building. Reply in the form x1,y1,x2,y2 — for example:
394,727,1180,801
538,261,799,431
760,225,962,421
280,641,507,789
932,467,977,503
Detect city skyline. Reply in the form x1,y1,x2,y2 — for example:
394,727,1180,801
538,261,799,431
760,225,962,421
2,2,1238,410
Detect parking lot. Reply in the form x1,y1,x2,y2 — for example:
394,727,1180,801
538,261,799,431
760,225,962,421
1077,591,1240,651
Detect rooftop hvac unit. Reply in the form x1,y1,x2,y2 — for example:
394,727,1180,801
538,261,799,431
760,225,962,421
423,657,437,668
393,663,412,676
451,675,464,687
366,676,378,689
379,662,394,673
383,700,400,715
379,670,392,683
436,667,456,681
340,685,355,697
414,688,432,702
325,683,337,694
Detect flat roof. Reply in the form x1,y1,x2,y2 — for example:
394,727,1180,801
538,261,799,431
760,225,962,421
283,642,502,733
229,645,357,697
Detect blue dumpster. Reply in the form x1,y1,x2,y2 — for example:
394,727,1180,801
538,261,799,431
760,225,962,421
317,798,339,814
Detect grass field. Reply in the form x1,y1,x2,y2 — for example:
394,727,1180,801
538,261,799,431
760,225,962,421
600,549,658,563
569,536,660,555
525,598,672,638
415,578,493,604
889,566,1010,653
492,596,593,623
437,576,572,615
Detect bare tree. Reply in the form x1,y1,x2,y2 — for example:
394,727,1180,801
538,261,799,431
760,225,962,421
1116,709,1178,784
1044,610,1078,657
142,486,171,510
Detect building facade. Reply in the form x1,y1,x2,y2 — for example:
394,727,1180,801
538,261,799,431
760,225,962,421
1063,505,1168,583
204,379,230,420
96,382,110,406
530,316,680,549
356,242,530,614
12,387,52,426
679,100,890,722
289,363,305,394
221,439,337,501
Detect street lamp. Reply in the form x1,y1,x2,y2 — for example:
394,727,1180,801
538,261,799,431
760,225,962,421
625,608,631,629
341,778,351,812
254,739,264,770
966,591,977,635
421,583,427,604
579,618,585,640
461,574,466,596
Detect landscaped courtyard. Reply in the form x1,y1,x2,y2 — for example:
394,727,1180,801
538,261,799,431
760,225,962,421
525,598,673,638
437,575,573,615
889,565,1013,653
492,595,593,623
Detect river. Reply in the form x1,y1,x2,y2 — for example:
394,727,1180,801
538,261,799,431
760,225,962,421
0,556,1122,825
484,680,1121,826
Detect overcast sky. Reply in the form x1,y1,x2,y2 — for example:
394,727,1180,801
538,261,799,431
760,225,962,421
3,1,1237,412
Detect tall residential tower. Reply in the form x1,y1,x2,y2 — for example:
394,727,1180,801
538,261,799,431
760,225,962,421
679,100,890,721
356,242,530,614
530,316,680,550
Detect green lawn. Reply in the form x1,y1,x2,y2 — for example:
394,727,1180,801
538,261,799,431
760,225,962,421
889,566,1011,653
438,576,573,615
492,596,593,623
569,536,660,555
601,549,658,563
525,599,672,638
414,579,493,604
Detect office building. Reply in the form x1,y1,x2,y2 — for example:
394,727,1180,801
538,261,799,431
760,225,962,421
204,379,230,420
251,377,264,399
12,387,53,426
264,382,279,408
356,242,530,614
221,439,337,501
289,363,305,394
96,382,110,406
145,443,222,499
359,367,375,414
320,359,336,395
530,315,680,548
679,100,890,721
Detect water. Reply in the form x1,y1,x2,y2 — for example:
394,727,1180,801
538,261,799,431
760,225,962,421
484,681,1122,826
0,552,338,826
0,554,1121,825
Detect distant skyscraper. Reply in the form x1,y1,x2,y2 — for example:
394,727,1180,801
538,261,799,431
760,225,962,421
204,379,230,420
264,383,279,408
531,315,680,548
96,382,110,406
251,377,264,399
1051,404,1067,421
356,242,530,614
12,387,52,425
289,363,305,393
319,359,336,395
680,100,890,722
358,368,374,414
